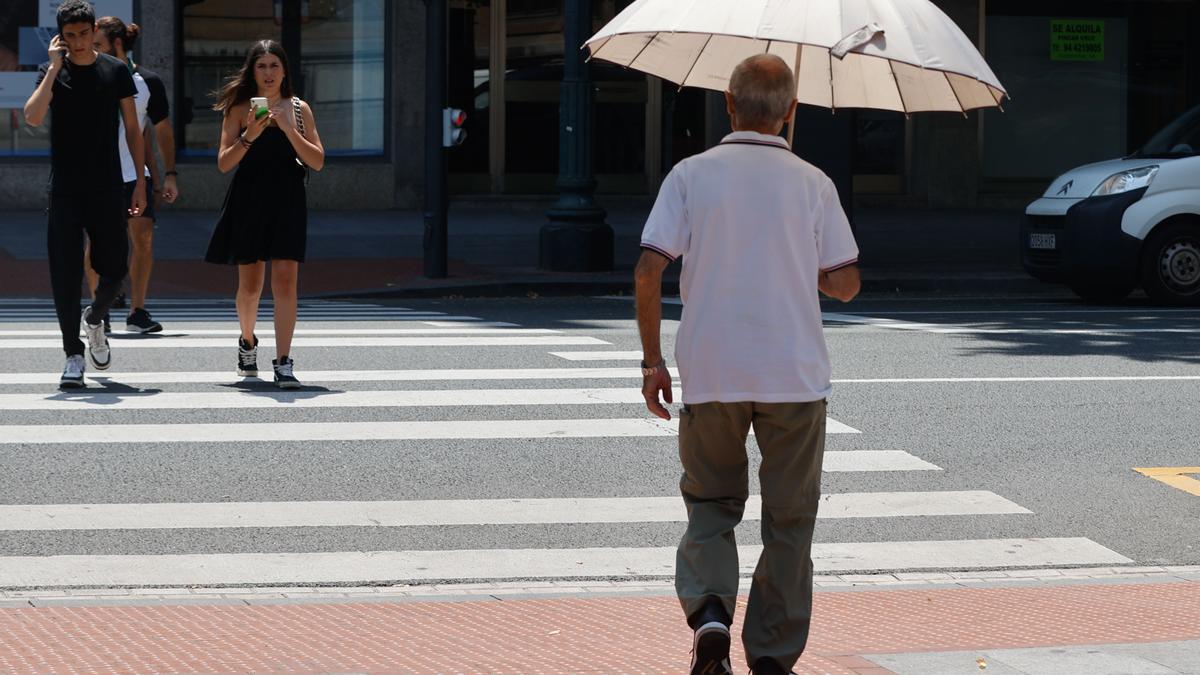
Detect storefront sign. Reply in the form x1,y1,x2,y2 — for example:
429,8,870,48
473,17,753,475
1051,19,1105,61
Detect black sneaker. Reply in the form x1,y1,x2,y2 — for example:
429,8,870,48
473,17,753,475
690,622,732,675
103,315,111,336
751,657,794,675
237,336,258,377
273,356,301,390
60,354,85,389
126,308,163,334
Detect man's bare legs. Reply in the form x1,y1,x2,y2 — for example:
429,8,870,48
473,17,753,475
270,260,299,358
127,217,154,310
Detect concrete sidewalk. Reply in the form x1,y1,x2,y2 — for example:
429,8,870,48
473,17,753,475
2,569,1198,674
0,200,1049,299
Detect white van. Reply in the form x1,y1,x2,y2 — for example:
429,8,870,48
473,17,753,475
1022,106,1200,303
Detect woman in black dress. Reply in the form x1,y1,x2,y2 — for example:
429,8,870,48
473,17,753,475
206,40,324,389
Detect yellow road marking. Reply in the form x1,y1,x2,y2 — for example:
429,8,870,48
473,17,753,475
1134,467,1200,497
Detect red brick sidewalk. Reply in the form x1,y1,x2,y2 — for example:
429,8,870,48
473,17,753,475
1,581,1197,674
0,253,486,299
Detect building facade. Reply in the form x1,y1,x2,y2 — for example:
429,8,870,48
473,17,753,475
1,0,1197,211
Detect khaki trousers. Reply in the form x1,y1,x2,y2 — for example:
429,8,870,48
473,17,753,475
675,400,826,669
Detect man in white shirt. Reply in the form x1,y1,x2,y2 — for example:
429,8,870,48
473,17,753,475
635,53,861,675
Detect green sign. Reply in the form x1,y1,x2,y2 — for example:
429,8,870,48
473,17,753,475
1051,19,1105,61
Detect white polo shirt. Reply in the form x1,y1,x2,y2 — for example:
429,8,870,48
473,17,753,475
641,130,859,404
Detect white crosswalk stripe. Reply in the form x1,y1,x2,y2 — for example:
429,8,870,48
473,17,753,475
0,328,555,337
0,389,859,415
0,417,861,444
0,299,1133,588
0,367,661,385
0,336,609,349
0,539,1132,587
0,492,1030,530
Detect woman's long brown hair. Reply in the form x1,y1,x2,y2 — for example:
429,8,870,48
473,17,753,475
212,40,294,114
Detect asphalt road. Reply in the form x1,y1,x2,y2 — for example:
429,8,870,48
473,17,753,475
0,294,1196,588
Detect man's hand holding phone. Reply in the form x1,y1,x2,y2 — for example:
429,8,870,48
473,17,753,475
48,35,65,69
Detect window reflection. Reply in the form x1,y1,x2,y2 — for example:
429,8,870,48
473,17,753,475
0,1,49,156
181,0,384,157
300,0,385,156
181,0,279,156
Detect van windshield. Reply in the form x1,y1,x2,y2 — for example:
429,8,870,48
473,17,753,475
1134,106,1200,158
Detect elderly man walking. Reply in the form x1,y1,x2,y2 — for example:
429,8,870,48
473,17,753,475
635,53,861,675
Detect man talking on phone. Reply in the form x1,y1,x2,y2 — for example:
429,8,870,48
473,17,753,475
23,0,146,388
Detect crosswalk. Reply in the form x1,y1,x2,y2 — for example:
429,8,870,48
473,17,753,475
0,299,1133,589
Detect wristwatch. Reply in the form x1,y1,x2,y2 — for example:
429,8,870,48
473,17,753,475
641,360,664,377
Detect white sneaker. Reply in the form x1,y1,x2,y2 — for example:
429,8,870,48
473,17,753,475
81,306,111,370
60,354,85,389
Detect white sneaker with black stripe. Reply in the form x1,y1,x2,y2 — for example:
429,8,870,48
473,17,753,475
60,354,85,389
81,306,111,370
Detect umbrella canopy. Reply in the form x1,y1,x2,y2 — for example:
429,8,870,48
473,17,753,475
585,0,1007,114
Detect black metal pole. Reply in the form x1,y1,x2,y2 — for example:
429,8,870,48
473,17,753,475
423,0,448,279
540,0,613,272
281,0,303,97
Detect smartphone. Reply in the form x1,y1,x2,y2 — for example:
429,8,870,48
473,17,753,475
250,97,269,119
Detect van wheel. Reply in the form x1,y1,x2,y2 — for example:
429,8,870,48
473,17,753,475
1070,283,1134,303
1141,222,1200,305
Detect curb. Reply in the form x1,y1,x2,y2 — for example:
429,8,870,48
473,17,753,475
2,565,1197,608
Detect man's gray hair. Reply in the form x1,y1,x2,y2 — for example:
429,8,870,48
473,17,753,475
728,54,797,128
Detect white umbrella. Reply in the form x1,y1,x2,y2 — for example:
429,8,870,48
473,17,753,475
585,0,1007,117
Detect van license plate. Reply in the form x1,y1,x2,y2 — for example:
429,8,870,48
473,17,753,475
1029,233,1057,250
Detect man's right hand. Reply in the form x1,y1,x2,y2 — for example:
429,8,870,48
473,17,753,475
48,35,65,68
641,363,674,421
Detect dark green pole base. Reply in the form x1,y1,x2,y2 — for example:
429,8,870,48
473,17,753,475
539,220,615,272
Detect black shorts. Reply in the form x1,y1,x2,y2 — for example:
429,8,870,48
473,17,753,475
123,179,156,222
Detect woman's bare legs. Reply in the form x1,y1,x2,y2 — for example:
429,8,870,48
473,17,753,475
237,262,266,343
270,260,299,358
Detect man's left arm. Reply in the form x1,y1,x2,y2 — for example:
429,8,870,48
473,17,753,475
635,250,673,421
120,96,146,216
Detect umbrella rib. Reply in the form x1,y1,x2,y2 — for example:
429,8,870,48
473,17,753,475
828,50,836,113
942,71,967,117
679,33,715,90
625,32,659,70
586,36,610,62
887,59,909,116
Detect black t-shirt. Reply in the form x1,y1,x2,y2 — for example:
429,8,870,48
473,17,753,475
36,52,136,195
135,64,169,126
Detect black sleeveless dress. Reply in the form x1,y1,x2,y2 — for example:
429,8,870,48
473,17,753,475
205,123,307,264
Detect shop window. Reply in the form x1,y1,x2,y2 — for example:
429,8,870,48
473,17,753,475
181,0,385,157
983,14,1130,180
0,2,54,157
